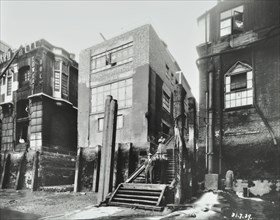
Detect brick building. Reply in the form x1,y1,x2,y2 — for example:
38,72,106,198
78,24,195,191
196,0,279,195
0,40,12,55
0,39,78,189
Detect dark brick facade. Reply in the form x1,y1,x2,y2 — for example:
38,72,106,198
197,0,280,196
0,39,78,189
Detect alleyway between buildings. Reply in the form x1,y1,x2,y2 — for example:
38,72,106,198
0,189,279,219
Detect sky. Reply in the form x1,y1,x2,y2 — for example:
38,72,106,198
0,0,217,100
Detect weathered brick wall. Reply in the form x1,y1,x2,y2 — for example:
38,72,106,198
1,114,14,151
39,152,75,187
198,37,280,181
43,97,77,152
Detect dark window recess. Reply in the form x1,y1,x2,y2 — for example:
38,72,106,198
162,91,170,111
16,122,28,144
17,100,29,119
18,66,30,88
7,77,12,95
162,123,170,136
61,73,68,95
230,73,247,91
232,11,244,33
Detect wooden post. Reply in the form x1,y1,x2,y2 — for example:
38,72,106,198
15,151,26,190
104,99,118,197
92,145,101,192
74,147,82,192
0,153,11,189
112,143,120,191
173,84,189,204
31,151,39,191
97,96,118,204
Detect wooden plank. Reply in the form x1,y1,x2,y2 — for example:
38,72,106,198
15,152,26,190
156,185,167,206
0,154,11,189
73,147,81,192
108,183,122,204
31,151,39,191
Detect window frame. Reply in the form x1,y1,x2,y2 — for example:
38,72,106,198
90,42,133,72
220,5,244,37
162,90,171,113
224,62,253,109
91,78,133,114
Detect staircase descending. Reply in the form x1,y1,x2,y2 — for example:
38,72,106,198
108,136,175,210
108,183,167,211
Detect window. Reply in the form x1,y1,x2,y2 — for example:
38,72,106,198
18,66,30,88
54,60,61,92
98,118,104,132
7,76,12,96
197,13,210,44
91,78,132,113
61,62,69,96
61,73,68,95
90,42,133,71
165,65,170,79
98,115,124,132
220,5,244,37
225,62,253,109
162,91,171,112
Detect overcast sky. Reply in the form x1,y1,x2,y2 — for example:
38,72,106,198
0,0,217,99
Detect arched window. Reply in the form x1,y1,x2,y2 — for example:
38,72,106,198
224,62,253,109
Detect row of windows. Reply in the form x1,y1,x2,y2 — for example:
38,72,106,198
91,78,132,113
91,43,133,71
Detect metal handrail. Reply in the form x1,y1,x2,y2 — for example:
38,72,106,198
125,135,174,183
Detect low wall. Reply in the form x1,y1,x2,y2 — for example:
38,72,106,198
234,179,280,199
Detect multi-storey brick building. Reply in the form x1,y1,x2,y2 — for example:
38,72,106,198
0,39,78,189
196,0,279,196
78,24,196,191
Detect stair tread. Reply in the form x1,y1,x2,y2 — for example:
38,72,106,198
115,193,159,200
109,202,163,211
112,197,158,204
118,189,161,195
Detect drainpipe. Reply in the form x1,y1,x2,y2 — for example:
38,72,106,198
205,91,209,171
208,66,214,174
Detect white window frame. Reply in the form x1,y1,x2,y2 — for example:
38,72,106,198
224,62,253,109
220,5,244,37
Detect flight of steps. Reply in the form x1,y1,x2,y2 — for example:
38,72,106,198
108,183,167,211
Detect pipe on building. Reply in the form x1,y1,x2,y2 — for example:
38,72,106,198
205,91,209,171
208,70,214,174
